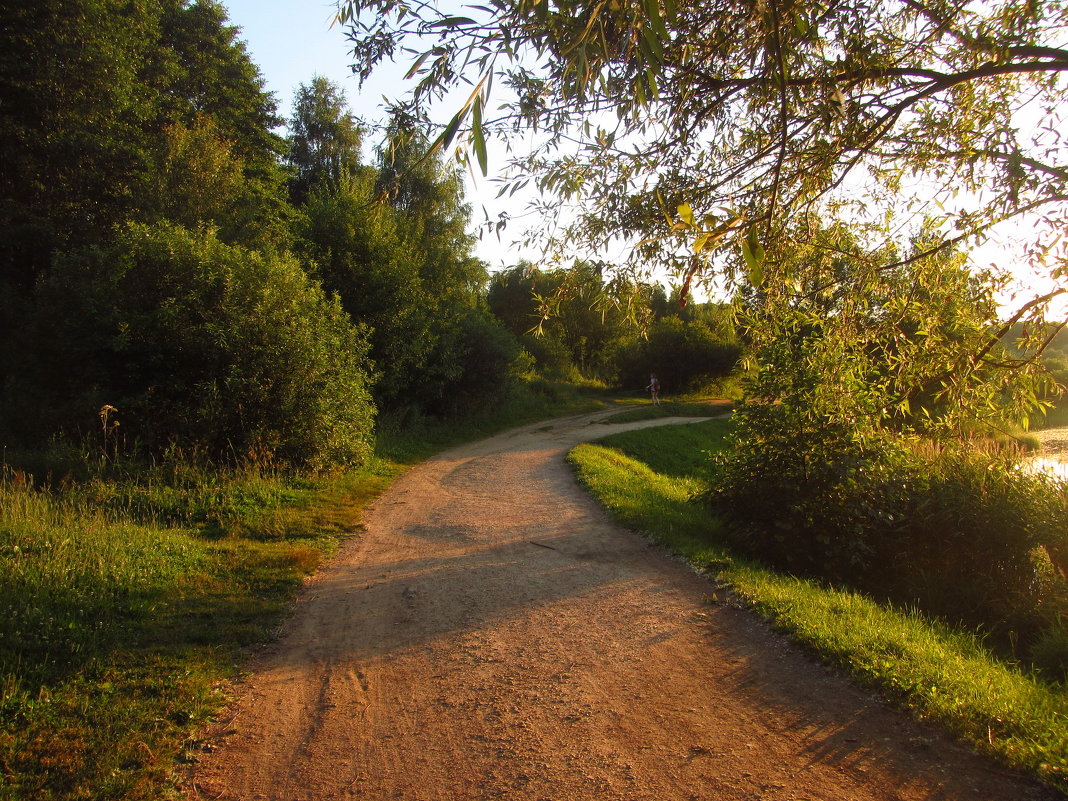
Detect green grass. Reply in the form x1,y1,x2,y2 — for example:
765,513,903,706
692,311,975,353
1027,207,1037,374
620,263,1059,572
567,420,1068,792
0,462,396,801
0,379,609,800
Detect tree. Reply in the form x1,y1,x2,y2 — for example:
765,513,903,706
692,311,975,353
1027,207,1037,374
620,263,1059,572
488,262,639,380
287,76,364,203
0,0,285,271
375,119,488,307
297,171,432,407
615,314,742,394
699,225,1059,626
0,0,159,287
0,0,288,388
296,168,519,415
19,223,376,468
338,0,1067,327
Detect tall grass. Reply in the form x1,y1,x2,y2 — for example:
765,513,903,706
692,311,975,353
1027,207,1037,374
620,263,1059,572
0,453,393,801
568,420,1068,791
0,378,608,800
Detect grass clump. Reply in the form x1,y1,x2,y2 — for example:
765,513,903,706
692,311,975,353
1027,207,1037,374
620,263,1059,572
568,419,1068,791
0,456,394,801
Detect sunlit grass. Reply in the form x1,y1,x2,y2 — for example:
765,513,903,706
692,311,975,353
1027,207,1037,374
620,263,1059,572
568,420,1068,792
0,380,609,800
0,462,389,801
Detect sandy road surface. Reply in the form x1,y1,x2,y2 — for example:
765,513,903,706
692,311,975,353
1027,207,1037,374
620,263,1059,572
187,409,1058,801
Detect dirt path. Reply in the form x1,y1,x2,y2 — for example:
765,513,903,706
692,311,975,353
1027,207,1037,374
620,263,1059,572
187,409,1058,801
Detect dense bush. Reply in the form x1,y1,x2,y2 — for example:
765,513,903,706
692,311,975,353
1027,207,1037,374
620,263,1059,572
702,405,1068,641
701,402,908,582
699,227,1068,653
616,316,742,395
517,333,582,381
412,308,523,417
18,222,376,468
296,170,519,417
887,446,1066,629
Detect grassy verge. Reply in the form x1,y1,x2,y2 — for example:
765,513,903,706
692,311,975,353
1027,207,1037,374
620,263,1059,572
0,379,608,800
0,461,396,801
567,420,1068,791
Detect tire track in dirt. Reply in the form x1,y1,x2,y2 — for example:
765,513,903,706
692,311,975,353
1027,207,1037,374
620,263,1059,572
187,409,1059,801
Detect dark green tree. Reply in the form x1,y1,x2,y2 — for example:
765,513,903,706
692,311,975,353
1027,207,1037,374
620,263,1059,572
0,0,158,287
375,120,488,307
0,0,288,391
287,76,364,203
21,222,376,468
297,171,432,407
0,0,285,274
152,0,284,177
489,262,658,381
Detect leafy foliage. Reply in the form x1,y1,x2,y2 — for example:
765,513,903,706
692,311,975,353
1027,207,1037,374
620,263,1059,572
295,123,518,417
22,223,376,468
339,0,1067,314
374,119,489,307
0,0,289,398
0,0,285,274
488,262,659,381
691,224,1068,639
615,313,741,394
287,76,364,203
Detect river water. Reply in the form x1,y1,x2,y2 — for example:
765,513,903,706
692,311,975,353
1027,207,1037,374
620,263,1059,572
1030,427,1068,481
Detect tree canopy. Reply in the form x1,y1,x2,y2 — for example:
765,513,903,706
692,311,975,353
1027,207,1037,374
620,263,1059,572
339,0,1067,433
337,0,1067,309
287,76,365,202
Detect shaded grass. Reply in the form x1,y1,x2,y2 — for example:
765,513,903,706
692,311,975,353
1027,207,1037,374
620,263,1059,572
0,379,608,800
568,420,1068,792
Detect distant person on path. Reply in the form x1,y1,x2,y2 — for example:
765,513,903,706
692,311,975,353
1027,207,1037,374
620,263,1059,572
646,373,661,406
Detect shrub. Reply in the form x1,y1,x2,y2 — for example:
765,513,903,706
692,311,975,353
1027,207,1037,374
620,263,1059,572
616,316,741,394
882,445,1060,630
702,408,1068,641
415,308,523,417
21,222,376,469
1031,623,1068,683
701,401,911,583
